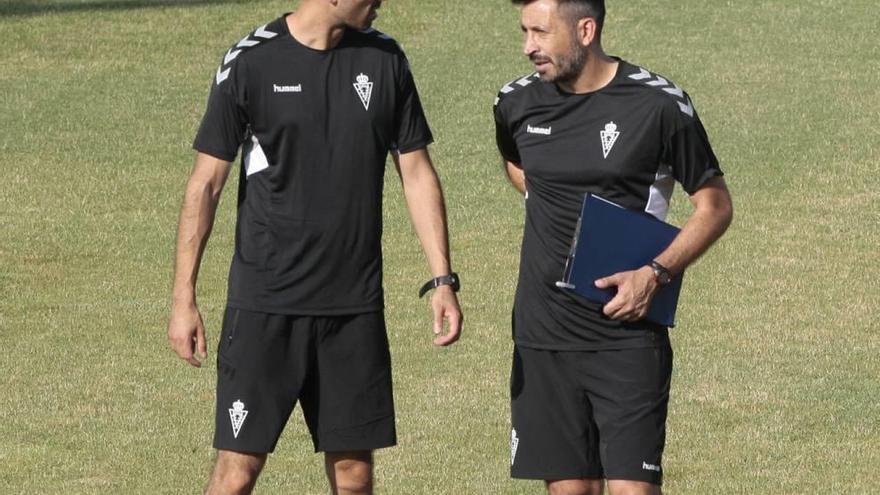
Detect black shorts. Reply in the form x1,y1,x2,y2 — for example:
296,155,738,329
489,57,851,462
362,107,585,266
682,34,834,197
213,308,396,454
510,344,673,484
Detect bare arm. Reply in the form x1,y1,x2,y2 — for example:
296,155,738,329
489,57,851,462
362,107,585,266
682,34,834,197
505,160,526,195
167,152,232,366
393,148,462,346
653,177,733,276
596,176,734,321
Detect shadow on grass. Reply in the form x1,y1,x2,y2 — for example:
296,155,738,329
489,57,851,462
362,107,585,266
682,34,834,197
0,0,247,17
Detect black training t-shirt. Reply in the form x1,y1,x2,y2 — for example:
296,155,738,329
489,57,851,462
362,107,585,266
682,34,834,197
194,15,433,315
494,59,723,350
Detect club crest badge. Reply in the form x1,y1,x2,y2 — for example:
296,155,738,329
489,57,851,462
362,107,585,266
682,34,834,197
353,73,374,110
600,121,620,159
229,400,249,439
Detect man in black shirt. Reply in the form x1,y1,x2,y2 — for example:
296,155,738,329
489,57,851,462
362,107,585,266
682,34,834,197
167,1,462,493
495,1,733,494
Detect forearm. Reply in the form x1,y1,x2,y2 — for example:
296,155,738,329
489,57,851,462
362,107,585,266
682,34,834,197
655,189,733,276
172,170,224,304
400,163,452,277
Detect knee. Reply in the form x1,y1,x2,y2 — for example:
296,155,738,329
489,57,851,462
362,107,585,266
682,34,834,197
327,452,373,495
333,458,372,493
209,451,265,494
546,479,603,495
606,480,660,495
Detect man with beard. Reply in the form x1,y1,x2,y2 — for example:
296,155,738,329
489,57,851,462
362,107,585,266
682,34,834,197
168,1,463,493
494,1,733,494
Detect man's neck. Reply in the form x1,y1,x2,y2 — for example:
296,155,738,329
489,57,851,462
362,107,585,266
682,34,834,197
558,50,618,94
286,2,348,51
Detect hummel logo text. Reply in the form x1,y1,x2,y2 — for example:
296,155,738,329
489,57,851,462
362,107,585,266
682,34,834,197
274,84,302,93
527,125,552,135
642,462,661,472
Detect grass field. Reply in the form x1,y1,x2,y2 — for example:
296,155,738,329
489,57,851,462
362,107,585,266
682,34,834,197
1,0,879,493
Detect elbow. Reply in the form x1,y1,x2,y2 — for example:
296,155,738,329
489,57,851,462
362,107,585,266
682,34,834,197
185,176,220,207
716,197,734,235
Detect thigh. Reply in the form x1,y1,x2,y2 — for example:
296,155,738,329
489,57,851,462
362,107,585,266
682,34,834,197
581,344,673,486
510,345,603,481
213,308,312,454
301,312,396,453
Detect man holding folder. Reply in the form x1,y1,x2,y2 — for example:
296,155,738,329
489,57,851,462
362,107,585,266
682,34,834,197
494,1,733,494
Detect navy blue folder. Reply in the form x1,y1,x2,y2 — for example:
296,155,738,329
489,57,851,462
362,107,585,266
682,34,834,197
556,194,684,327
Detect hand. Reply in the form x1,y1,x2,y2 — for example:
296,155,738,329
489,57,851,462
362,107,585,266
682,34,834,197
430,286,462,346
167,302,208,367
594,266,659,322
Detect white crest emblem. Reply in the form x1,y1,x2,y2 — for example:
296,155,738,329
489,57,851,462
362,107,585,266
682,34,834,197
600,121,620,159
510,428,520,466
229,400,249,439
353,73,374,110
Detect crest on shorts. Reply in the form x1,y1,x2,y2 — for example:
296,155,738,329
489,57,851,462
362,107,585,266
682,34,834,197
510,428,520,466
229,400,249,439
353,73,374,110
600,121,620,159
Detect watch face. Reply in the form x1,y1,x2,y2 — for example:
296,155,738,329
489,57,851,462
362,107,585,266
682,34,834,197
652,265,671,285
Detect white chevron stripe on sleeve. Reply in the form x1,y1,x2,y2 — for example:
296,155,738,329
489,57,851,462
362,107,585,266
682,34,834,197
677,98,694,117
516,75,533,87
224,49,242,65
215,66,231,85
662,84,684,98
500,84,515,94
647,76,668,87
631,67,695,118
254,24,278,39
237,35,259,48
629,68,652,80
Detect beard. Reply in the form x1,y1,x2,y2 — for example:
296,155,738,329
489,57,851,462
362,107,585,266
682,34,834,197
534,38,588,84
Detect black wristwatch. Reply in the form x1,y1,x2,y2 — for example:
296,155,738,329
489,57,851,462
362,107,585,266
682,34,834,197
649,261,672,286
418,272,460,298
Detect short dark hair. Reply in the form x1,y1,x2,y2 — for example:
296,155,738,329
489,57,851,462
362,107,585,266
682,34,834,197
512,0,606,36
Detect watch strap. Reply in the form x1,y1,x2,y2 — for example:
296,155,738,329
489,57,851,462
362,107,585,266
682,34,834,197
418,272,460,298
650,260,672,285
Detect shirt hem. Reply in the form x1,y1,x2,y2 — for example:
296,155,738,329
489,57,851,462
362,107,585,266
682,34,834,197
227,300,384,316
513,337,667,352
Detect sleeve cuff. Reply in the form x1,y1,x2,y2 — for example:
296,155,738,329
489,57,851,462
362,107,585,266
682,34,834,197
192,144,238,163
394,137,434,155
685,169,724,195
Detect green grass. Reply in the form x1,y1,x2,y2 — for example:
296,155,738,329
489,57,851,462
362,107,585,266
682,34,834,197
1,0,878,493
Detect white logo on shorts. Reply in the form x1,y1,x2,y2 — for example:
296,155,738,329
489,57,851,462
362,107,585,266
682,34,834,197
642,461,661,472
510,428,520,466
229,400,249,439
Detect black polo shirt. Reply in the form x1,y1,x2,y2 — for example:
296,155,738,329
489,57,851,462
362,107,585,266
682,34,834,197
494,59,723,350
194,15,433,315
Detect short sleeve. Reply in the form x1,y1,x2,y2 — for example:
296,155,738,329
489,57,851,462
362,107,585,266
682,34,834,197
662,102,723,194
192,60,248,162
392,54,433,153
494,100,521,165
